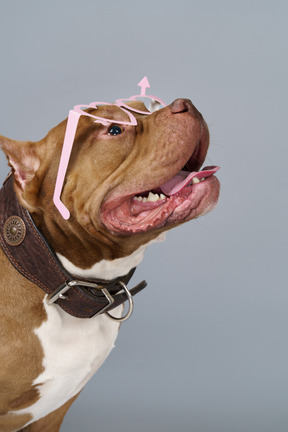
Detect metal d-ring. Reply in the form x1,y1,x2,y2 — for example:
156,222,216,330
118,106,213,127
105,281,134,322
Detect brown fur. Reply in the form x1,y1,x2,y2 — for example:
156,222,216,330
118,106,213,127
0,252,46,431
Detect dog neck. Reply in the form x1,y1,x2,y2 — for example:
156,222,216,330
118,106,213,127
0,174,152,318
30,192,166,270
57,232,165,281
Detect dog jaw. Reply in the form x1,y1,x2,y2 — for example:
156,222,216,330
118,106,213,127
100,101,219,234
100,172,220,234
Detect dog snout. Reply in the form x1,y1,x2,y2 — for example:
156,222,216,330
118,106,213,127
170,98,202,119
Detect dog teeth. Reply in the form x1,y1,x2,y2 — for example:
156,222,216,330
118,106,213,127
134,192,166,202
192,177,201,184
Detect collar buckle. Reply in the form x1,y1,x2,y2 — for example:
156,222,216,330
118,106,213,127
47,279,114,313
47,279,134,322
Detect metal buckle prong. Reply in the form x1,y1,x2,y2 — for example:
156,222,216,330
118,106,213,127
47,281,73,304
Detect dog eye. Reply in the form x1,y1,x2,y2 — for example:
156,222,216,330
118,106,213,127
107,125,124,136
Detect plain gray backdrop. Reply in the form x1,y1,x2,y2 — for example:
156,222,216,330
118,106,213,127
0,1,287,431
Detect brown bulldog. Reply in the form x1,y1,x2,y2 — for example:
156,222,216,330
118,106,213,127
0,97,219,432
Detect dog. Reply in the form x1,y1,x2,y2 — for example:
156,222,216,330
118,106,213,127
0,90,220,431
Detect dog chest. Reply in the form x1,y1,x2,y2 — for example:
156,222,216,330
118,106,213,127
16,298,122,426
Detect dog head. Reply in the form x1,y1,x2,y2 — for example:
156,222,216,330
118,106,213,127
0,98,220,267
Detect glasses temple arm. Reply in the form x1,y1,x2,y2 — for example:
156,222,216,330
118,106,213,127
53,110,81,220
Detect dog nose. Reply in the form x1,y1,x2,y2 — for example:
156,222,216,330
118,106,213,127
170,98,200,117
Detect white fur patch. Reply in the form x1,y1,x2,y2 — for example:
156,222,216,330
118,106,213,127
57,233,166,279
14,299,123,427
15,234,165,427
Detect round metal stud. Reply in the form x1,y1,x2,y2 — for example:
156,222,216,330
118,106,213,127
3,216,26,246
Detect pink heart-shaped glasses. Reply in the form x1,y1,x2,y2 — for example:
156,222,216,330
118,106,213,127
53,77,166,219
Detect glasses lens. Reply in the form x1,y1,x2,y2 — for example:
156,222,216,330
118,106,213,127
123,96,166,114
140,96,166,112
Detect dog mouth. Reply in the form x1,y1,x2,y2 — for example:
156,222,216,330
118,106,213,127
100,149,220,234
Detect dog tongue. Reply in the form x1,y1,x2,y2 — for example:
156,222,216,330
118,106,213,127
159,166,220,196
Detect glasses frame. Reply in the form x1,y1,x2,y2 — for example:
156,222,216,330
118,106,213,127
53,94,167,220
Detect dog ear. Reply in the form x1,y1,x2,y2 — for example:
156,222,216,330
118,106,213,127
0,135,41,209
0,136,40,189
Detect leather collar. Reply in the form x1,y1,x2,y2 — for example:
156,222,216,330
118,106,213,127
0,173,147,319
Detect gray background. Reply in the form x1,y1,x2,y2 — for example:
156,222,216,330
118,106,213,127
0,1,287,431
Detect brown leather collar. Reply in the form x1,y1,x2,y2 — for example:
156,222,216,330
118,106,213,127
0,173,147,319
